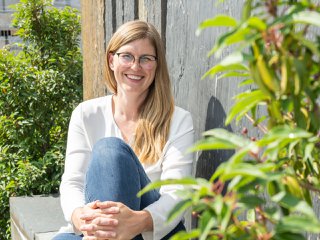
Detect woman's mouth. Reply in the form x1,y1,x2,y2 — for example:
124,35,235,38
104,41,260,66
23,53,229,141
126,74,143,81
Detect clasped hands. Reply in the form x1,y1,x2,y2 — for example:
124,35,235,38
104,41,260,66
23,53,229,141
72,200,149,240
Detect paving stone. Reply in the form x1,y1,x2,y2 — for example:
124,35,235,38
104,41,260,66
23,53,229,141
10,194,66,240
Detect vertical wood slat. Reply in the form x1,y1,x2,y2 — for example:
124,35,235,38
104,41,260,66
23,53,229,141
138,0,161,32
105,0,115,44
81,0,107,100
138,0,167,47
114,0,136,30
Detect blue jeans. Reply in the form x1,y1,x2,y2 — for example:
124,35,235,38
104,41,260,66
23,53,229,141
53,137,185,240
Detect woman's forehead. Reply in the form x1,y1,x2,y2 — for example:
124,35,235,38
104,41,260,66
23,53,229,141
118,38,156,54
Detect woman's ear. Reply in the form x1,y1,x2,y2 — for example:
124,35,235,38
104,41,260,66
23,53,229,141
108,53,114,70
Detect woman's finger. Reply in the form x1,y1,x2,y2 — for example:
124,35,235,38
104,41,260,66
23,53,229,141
81,228,117,239
100,206,120,214
86,200,100,209
92,216,118,226
96,201,118,209
80,218,117,232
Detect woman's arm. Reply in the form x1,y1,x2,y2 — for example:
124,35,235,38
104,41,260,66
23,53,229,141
143,109,195,239
60,104,91,227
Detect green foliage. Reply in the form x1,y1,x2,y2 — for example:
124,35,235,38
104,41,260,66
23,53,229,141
0,0,82,238
141,0,320,239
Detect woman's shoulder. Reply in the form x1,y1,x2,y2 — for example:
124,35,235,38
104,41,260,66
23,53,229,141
170,106,194,136
74,95,111,115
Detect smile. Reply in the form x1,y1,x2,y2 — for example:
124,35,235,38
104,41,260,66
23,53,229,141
126,74,143,80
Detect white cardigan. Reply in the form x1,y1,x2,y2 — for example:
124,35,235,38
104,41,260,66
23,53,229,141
58,95,194,239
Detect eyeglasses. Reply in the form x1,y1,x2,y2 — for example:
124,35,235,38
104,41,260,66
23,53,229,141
114,52,157,70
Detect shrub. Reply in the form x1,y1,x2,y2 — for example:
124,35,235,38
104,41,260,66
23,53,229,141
140,0,320,239
0,0,82,238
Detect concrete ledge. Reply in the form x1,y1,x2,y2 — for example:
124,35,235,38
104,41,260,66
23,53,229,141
10,194,67,240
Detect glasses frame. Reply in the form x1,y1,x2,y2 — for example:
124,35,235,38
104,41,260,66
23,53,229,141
114,52,157,69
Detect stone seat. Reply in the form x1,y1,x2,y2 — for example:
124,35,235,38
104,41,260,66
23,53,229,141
10,194,66,240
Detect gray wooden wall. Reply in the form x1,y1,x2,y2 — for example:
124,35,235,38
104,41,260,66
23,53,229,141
80,1,319,238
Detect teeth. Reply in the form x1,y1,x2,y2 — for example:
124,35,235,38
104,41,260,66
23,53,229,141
127,74,143,80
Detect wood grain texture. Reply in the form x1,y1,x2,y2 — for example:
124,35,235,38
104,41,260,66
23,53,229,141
138,0,162,33
114,0,137,30
81,0,107,100
165,0,256,179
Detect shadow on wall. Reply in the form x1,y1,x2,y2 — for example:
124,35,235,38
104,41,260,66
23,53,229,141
195,96,235,180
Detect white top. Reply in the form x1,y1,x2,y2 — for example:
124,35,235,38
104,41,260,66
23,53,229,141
58,95,194,239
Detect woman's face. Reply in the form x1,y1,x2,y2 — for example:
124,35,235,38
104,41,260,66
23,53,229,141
109,38,157,98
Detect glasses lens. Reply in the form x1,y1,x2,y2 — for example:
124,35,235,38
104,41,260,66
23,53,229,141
117,53,156,69
118,53,133,66
139,56,157,69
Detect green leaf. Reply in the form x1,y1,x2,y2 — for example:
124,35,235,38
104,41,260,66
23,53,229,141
221,163,268,180
238,195,266,208
212,195,224,215
170,229,200,240
209,27,254,57
247,16,267,30
292,11,320,27
258,125,312,146
137,178,198,197
247,208,255,222
217,71,250,80
196,15,237,36
190,137,238,152
273,232,305,240
219,52,245,65
220,202,232,231
202,63,248,80
271,192,316,218
291,33,320,57
276,215,320,233
304,143,315,162
199,211,216,240
226,89,268,125
203,128,251,148
167,199,193,222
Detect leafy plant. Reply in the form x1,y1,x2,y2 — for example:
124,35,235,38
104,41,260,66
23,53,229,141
0,0,82,238
140,0,320,239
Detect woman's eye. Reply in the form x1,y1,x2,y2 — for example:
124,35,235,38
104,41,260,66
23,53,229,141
122,54,133,60
140,57,151,63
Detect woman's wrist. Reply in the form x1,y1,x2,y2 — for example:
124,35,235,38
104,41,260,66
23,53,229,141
137,210,153,233
71,207,84,234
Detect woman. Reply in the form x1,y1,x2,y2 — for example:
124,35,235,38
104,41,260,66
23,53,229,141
54,20,194,240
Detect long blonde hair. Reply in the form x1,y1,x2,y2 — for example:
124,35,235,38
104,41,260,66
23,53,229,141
105,20,174,164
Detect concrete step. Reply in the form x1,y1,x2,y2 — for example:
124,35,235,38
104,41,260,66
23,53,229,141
10,194,67,240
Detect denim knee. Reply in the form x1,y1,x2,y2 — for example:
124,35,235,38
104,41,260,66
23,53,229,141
91,137,135,166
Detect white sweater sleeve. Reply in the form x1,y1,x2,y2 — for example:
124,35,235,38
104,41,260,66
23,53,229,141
59,104,91,222
142,110,194,240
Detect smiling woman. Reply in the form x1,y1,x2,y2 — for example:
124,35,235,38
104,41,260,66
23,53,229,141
53,20,195,240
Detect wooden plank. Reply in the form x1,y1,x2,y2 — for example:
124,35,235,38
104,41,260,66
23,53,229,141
105,0,115,44
165,0,253,179
138,0,167,47
138,0,162,33
81,0,107,100
114,0,137,29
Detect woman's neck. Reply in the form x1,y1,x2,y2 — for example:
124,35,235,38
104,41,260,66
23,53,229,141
112,92,146,121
